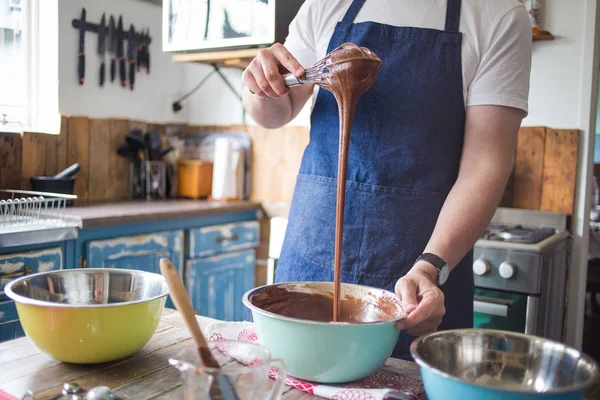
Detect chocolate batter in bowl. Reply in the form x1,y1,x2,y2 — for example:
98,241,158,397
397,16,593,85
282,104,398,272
242,282,406,383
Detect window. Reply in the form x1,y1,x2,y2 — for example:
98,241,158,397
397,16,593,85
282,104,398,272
0,0,59,134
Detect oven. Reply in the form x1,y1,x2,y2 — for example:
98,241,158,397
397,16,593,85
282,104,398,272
472,208,571,342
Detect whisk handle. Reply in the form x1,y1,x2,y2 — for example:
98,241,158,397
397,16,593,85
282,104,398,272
283,73,305,87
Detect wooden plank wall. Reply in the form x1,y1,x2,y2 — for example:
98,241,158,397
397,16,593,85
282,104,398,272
505,126,580,215
0,117,168,204
0,123,579,216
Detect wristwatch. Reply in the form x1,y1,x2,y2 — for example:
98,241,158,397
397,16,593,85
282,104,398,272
414,253,450,286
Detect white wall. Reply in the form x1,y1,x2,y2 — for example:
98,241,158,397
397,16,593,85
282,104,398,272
183,63,312,126
522,0,599,349
58,0,188,123
523,1,585,128
184,63,245,125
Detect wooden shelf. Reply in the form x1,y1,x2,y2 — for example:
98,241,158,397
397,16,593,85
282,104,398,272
533,30,555,41
171,48,260,69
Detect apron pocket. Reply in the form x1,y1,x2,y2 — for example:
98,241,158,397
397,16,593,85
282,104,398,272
279,174,447,286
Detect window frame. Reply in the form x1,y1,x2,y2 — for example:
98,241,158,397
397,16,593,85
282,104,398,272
0,0,59,134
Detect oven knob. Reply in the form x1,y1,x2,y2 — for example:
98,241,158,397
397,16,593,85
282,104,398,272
473,259,491,276
499,262,516,279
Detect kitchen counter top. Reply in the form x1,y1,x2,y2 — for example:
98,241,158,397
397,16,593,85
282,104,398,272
0,309,423,399
62,199,261,229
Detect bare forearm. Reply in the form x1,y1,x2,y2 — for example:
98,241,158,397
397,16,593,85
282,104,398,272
424,158,513,269
242,87,294,129
414,105,523,275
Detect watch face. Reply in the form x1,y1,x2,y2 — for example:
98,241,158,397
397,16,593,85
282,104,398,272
438,265,450,285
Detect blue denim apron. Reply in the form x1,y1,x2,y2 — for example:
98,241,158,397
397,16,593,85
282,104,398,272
276,0,474,361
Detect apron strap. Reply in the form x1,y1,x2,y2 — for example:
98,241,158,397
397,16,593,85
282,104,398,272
341,0,366,23
445,0,462,32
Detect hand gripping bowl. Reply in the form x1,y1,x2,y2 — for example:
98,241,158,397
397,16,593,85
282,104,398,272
410,329,599,400
242,282,406,383
5,268,168,364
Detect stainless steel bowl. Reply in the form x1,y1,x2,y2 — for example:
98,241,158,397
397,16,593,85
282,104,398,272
6,268,169,307
410,329,598,399
5,268,169,364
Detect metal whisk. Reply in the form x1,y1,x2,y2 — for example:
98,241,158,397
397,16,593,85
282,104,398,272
282,56,331,87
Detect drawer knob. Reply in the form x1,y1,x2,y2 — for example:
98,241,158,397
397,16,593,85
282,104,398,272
1,266,33,280
216,234,238,243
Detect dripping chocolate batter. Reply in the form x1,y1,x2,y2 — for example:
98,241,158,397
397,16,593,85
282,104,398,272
314,43,382,321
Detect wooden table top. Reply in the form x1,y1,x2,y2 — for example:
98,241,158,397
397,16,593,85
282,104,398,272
0,309,423,399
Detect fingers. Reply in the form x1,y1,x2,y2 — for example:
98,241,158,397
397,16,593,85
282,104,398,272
395,277,418,314
398,291,445,333
241,43,303,99
271,43,304,77
241,70,267,98
258,49,289,97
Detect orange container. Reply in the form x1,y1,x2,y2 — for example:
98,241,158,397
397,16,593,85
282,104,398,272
177,160,213,199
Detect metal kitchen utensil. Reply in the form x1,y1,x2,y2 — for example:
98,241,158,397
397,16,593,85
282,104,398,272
0,189,77,228
117,16,126,87
6,269,168,364
107,16,117,83
282,43,377,88
281,51,334,88
77,8,86,86
97,13,106,86
22,383,115,400
160,258,241,400
410,329,598,400
127,24,136,90
85,386,115,400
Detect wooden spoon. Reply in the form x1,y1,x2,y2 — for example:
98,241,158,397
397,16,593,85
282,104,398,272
159,258,240,400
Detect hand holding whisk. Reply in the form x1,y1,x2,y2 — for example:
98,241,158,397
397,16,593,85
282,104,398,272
282,55,332,87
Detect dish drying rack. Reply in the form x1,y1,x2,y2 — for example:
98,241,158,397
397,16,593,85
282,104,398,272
0,189,78,229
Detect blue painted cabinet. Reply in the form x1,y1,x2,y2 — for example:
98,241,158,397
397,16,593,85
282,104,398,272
185,220,259,322
0,246,63,342
186,249,255,322
188,221,260,258
86,230,184,309
87,230,184,275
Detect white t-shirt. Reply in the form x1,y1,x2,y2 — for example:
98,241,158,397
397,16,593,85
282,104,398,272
284,0,532,114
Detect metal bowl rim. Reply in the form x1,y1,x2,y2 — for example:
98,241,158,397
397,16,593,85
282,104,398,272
242,281,405,326
409,328,599,394
4,268,169,308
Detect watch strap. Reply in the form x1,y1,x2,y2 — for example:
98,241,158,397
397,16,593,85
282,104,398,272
414,253,450,285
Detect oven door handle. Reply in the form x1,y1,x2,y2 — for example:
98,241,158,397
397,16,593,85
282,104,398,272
474,295,512,317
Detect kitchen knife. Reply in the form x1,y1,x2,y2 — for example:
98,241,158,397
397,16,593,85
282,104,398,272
137,30,143,73
107,15,117,83
77,8,86,86
127,25,136,90
145,28,151,73
117,16,126,88
97,13,106,86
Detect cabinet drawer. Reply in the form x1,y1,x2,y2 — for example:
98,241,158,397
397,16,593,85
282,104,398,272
0,301,17,325
0,320,24,343
0,247,63,302
189,221,259,258
87,230,184,274
185,249,255,322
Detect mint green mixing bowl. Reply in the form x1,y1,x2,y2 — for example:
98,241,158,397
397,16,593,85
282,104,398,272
242,282,406,383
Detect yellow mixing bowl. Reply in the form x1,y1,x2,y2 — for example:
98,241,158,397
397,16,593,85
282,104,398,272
5,268,168,364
